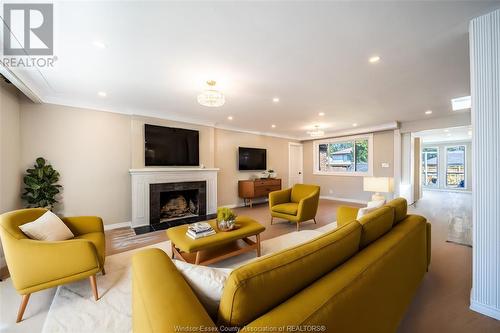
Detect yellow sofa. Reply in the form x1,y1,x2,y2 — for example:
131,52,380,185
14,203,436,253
0,208,106,322
269,183,320,230
132,198,431,333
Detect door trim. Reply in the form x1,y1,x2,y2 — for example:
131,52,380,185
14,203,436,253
288,142,304,187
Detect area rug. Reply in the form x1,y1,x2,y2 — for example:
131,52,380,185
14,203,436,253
41,225,335,333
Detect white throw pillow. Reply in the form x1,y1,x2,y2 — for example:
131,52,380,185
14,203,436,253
173,259,232,318
19,210,74,241
357,200,386,219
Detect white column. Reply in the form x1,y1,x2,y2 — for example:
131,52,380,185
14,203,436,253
469,9,500,320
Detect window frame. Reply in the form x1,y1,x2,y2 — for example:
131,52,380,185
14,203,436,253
445,145,466,189
422,146,439,188
312,133,373,176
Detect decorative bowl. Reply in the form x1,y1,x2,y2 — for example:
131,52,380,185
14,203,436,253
217,219,236,232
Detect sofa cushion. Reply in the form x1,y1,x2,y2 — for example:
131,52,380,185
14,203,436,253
272,203,299,215
290,184,319,203
218,221,361,327
358,206,395,248
386,198,408,225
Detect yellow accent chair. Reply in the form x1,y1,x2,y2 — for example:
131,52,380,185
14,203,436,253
269,184,320,231
0,208,106,323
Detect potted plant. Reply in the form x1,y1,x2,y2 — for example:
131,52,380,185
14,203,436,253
216,207,237,231
267,169,276,178
21,157,62,210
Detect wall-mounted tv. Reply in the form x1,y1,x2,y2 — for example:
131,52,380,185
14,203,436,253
145,124,199,166
239,147,267,171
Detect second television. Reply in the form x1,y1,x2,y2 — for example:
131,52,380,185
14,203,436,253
238,147,267,170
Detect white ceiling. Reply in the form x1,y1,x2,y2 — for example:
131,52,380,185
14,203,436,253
415,125,472,143
4,1,500,139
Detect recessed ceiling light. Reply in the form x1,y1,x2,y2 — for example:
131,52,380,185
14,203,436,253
227,116,233,120
318,112,325,116
444,129,449,132
97,91,107,97
425,110,433,115
468,130,472,136
352,123,358,127
272,97,280,103
446,133,452,137
451,96,471,111
369,56,381,63
93,41,106,49
271,124,276,128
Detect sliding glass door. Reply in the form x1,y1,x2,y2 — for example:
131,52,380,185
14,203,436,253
422,147,439,188
446,146,466,188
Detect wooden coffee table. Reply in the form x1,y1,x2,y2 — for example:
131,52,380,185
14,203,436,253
166,216,265,265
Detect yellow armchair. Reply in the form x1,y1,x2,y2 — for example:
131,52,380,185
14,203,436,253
269,184,320,231
0,208,105,323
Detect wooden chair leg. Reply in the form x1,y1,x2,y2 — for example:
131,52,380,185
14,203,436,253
195,251,201,265
296,222,300,231
256,234,261,257
102,267,106,275
313,218,317,224
89,275,99,301
16,294,30,323
270,216,274,225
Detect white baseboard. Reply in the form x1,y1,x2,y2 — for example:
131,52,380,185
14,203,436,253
320,195,368,205
104,221,131,231
470,300,500,320
221,198,269,209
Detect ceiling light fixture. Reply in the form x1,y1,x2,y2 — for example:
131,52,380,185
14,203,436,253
197,80,225,107
93,41,106,49
308,125,324,138
271,124,276,128
451,96,471,111
272,97,280,103
444,129,449,133
352,123,358,127
425,110,433,115
97,91,107,97
318,112,325,116
227,116,233,120
468,130,472,136
369,56,381,63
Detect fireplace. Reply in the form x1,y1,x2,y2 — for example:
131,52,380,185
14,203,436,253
150,181,207,227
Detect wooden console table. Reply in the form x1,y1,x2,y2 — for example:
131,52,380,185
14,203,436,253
238,178,282,208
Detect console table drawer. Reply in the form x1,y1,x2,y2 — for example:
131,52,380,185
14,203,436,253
254,185,281,197
255,179,281,187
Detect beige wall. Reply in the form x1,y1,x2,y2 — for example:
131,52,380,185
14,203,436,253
214,128,295,206
0,82,22,213
302,130,395,202
0,82,22,267
20,102,132,224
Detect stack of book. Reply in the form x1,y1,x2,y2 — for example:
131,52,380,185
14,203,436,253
186,222,216,239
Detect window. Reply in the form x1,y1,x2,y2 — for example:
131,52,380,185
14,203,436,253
313,134,373,176
446,146,466,188
422,147,438,187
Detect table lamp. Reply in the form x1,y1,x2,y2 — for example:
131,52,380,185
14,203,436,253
363,177,393,201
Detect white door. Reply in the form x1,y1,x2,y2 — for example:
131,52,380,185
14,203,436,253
288,143,303,187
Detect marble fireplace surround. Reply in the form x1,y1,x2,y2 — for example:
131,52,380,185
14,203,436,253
129,168,219,228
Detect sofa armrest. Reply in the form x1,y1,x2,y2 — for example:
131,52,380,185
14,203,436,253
297,191,320,221
337,206,360,227
269,188,292,208
132,249,217,333
62,216,104,235
8,238,100,292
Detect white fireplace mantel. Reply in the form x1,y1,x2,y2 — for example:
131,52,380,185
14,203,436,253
129,168,219,227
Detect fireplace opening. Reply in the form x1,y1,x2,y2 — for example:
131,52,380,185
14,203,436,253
160,190,199,222
149,181,207,227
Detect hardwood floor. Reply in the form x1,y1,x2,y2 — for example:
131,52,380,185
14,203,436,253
101,194,500,332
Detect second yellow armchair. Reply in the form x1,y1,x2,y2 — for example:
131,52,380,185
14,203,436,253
0,208,106,323
269,184,320,231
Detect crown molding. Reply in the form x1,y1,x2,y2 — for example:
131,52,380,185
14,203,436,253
0,64,43,103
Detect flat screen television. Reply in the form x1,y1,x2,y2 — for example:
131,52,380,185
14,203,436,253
239,147,267,170
145,124,199,166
